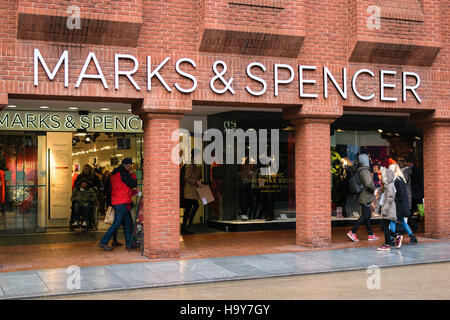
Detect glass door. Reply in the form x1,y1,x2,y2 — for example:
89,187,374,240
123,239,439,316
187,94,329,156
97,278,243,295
0,132,46,234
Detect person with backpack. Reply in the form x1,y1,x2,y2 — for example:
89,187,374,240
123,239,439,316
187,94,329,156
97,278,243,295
347,152,380,242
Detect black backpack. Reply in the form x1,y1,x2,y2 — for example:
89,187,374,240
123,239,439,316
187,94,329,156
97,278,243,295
348,170,364,195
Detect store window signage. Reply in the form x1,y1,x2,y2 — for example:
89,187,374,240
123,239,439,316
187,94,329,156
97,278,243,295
223,120,237,133
0,110,142,133
33,48,422,103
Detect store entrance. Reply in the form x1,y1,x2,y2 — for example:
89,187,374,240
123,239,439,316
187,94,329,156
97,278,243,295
69,132,143,231
0,130,143,234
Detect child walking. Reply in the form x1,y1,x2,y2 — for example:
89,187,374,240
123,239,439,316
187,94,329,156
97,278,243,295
375,167,400,252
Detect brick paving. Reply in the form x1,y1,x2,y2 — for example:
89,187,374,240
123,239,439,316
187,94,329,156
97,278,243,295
0,226,442,274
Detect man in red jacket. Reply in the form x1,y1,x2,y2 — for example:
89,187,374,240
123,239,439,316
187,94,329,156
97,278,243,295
98,158,138,251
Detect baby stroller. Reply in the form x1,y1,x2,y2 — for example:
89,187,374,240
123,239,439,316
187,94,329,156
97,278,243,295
131,196,144,255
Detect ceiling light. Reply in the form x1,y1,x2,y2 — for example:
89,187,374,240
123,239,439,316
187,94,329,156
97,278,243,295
69,107,78,110
40,106,50,109
128,109,132,112
100,108,110,111
378,129,383,133
7,105,17,108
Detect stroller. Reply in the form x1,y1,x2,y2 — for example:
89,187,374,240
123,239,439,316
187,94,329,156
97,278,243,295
131,196,144,255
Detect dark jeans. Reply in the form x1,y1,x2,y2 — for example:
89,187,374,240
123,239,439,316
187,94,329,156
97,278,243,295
112,211,133,243
351,203,373,236
182,198,199,230
100,203,132,247
73,202,90,223
381,219,397,245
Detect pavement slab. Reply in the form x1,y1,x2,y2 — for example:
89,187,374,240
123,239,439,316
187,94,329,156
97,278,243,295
0,241,449,299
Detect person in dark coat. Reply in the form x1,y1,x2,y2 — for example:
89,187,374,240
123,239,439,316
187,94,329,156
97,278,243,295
389,164,418,245
73,164,101,191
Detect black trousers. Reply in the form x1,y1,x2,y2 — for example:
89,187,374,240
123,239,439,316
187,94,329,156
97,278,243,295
182,198,199,230
73,202,90,222
381,219,397,245
351,203,373,236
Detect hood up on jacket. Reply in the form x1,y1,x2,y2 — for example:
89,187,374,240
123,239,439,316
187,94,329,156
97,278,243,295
385,168,395,185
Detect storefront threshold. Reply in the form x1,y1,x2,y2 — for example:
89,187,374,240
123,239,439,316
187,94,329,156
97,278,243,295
208,219,295,232
208,216,382,232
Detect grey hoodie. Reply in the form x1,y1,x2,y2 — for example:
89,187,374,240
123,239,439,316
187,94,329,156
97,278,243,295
379,169,397,221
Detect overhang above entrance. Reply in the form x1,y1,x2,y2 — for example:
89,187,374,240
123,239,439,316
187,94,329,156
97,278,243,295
198,0,305,58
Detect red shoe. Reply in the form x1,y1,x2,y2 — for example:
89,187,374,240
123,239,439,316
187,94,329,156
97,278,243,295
377,245,391,252
368,234,380,241
347,231,359,242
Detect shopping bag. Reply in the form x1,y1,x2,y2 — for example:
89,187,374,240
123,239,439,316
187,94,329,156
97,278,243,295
104,206,115,225
195,185,214,205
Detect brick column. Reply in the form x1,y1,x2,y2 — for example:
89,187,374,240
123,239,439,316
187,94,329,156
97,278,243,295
421,121,450,239
0,93,8,110
292,117,334,247
140,112,184,258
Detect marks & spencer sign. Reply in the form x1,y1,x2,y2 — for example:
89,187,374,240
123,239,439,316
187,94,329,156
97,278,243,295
0,110,142,132
33,48,422,103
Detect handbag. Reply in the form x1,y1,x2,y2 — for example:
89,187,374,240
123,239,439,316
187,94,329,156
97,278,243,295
104,206,115,225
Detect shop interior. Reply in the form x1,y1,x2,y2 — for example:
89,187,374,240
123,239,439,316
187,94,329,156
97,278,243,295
330,113,424,227
0,130,143,234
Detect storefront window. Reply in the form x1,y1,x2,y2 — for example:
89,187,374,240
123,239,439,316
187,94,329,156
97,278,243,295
0,132,45,233
206,112,295,230
330,115,423,219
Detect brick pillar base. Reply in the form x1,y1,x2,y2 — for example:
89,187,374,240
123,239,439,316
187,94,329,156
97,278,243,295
140,112,183,258
422,121,450,239
293,117,333,247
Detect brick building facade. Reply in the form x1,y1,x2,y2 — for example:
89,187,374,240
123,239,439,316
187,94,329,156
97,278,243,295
0,0,449,258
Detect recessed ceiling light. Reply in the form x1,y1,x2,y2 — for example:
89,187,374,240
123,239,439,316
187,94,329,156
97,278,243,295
128,109,132,112
69,107,78,110
40,106,50,109
100,108,110,111
7,105,17,108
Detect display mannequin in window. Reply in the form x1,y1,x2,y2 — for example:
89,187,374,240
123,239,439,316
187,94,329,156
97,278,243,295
181,149,202,235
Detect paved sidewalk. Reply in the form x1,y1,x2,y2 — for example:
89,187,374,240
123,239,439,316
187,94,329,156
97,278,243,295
1,241,449,299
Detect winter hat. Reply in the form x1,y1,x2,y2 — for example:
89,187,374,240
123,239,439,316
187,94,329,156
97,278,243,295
358,153,370,167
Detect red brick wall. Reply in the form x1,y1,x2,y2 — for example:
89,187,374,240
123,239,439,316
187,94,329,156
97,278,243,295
293,117,333,247
0,0,449,256
141,112,183,258
422,123,450,239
